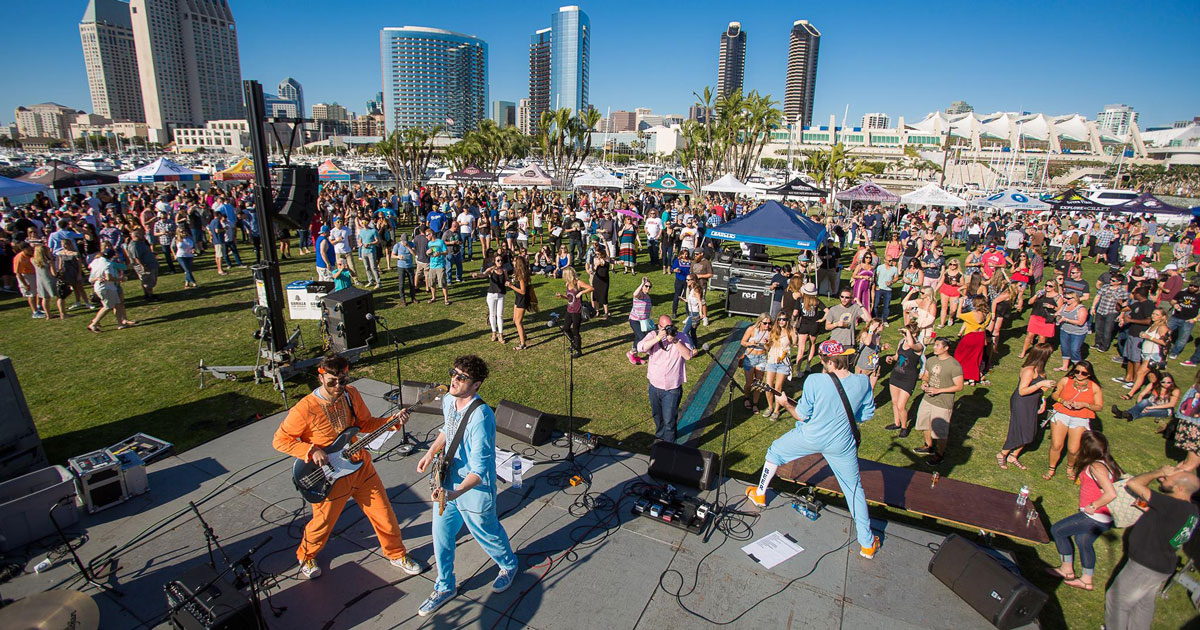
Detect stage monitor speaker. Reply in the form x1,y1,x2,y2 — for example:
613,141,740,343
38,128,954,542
0,356,47,482
322,287,375,352
648,441,719,491
273,166,318,230
399,381,447,415
928,534,1047,630
494,400,554,446
164,563,258,630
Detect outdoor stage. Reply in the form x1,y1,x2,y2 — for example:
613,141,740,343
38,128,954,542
3,378,1035,629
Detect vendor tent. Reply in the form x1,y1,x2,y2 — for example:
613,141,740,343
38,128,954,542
978,189,1050,212
448,165,496,182
214,157,256,181
1108,193,1189,216
572,169,623,189
644,173,693,193
0,175,48,197
701,173,760,196
1043,188,1106,212
765,177,827,200
318,159,352,182
500,164,553,187
118,157,210,183
704,200,827,250
834,180,899,203
18,160,118,189
899,183,967,207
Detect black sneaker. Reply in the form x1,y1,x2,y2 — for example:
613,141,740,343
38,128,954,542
883,423,900,431
913,445,934,455
898,427,911,438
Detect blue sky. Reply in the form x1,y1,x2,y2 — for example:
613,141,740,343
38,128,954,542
4,0,1198,128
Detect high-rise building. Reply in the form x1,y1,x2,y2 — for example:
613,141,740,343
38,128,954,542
79,0,144,122
311,102,348,121
366,91,384,116
528,6,590,121
129,0,243,143
860,113,889,129
1173,117,1200,129
492,100,517,128
380,26,488,137
784,20,820,128
14,103,80,140
688,105,709,124
517,98,532,135
946,100,973,115
276,77,304,117
610,110,636,131
1096,104,1139,136
717,22,746,98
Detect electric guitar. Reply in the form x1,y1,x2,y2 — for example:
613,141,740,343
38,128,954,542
293,385,448,503
429,452,447,515
749,380,799,406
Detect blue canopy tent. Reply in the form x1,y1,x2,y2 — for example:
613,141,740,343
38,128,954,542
0,175,48,198
704,200,827,250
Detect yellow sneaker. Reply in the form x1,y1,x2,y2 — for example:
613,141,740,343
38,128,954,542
859,535,881,560
745,486,766,507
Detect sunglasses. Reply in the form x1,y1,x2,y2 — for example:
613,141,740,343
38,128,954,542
840,296,853,299
324,375,350,385
1072,370,1090,377
448,368,472,383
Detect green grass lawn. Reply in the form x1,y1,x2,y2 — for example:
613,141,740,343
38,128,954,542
2,231,1196,628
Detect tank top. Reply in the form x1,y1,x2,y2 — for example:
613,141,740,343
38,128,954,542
487,268,506,294
629,293,651,321
1060,304,1089,335
767,333,792,364
1141,328,1164,357
746,327,768,355
565,288,581,314
1052,379,1097,418
894,343,922,377
1079,464,1114,523
557,255,569,268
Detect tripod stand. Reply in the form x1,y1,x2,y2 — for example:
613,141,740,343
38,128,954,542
547,313,579,463
374,314,417,456
48,498,121,595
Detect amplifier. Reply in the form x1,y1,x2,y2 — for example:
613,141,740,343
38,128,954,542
0,356,47,482
494,400,554,446
929,534,1047,629
648,441,719,491
164,564,258,630
725,277,773,317
322,287,376,352
399,380,447,415
68,449,128,513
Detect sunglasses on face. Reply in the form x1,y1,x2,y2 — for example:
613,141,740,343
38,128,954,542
840,295,853,299
1072,370,1090,377
324,375,350,386
448,369,472,383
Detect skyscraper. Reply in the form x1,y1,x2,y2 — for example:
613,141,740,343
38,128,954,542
784,20,820,128
528,28,552,126
860,113,889,129
517,98,532,135
129,0,243,143
277,77,304,117
1096,104,1139,136
528,6,590,123
717,22,745,98
79,0,144,122
366,91,384,116
492,100,516,128
380,26,487,137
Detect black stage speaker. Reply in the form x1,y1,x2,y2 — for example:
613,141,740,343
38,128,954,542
322,287,375,352
494,400,554,446
648,441,719,491
0,356,47,482
928,534,1047,630
399,380,447,415
163,564,258,630
273,166,318,230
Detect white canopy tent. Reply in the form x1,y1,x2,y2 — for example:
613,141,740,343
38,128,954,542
118,157,209,182
976,189,1051,212
899,183,968,208
700,173,760,196
572,169,623,189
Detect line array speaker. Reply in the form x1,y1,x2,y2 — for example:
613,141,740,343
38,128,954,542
273,166,318,230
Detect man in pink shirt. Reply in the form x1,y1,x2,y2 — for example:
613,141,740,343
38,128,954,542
980,242,1006,279
637,314,696,442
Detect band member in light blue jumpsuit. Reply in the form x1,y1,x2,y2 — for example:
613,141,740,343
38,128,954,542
746,340,882,558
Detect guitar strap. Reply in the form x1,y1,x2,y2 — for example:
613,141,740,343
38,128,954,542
439,397,486,488
828,373,862,448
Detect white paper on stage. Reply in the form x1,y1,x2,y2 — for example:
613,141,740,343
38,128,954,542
741,531,805,569
495,448,535,485
367,430,396,452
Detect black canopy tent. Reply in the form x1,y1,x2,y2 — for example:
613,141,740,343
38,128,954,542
765,177,828,200
1043,188,1107,213
19,159,118,190
1108,192,1190,216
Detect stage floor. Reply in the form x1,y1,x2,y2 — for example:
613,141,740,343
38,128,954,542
3,378,1032,629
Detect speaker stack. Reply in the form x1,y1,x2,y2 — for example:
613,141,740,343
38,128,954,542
928,534,1047,629
0,357,48,483
272,166,318,230
647,441,719,491
321,287,375,352
494,400,554,446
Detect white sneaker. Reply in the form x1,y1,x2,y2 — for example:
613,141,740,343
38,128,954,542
299,558,321,579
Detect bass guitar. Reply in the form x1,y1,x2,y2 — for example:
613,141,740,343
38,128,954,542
293,385,448,503
749,380,799,406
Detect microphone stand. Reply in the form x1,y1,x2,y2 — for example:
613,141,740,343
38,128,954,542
696,342,756,543
548,314,577,463
374,314,416,454
189,501,231,570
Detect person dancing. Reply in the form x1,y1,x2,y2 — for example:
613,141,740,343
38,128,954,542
746,341,881,559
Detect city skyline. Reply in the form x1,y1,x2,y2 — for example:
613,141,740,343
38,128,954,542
2,0,1198,132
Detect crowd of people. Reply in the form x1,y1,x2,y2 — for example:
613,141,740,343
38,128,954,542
5,175,1200,627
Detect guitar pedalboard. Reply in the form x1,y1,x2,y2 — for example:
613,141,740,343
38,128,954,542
631,485,714,535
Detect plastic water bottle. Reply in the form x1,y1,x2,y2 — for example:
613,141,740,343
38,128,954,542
511,458,523,489
1016,485,1030,508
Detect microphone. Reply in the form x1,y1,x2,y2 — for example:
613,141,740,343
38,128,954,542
700,342,712,353
365,312,375,320
246,534,273,558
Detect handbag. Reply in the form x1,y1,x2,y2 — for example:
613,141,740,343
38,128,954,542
639,319,654,333
1109,474,1146,529
828,374,863,447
